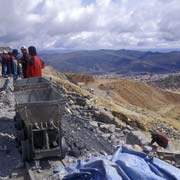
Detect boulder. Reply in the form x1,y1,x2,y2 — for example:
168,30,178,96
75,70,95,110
123,129,131,135
93,110,116,125
89,121,99,128
111,110,129,123
115,128,122,134
133,144,143,152
75,97,87,107
65,107,72,114
143,145,153,153
72,111,79,116
99,124,116,133
123,144,133,150
69,100,74,105
126,130,149,146
101,133,112,139
125,125,134,131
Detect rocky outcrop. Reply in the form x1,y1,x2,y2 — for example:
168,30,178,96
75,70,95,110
126,130,149,146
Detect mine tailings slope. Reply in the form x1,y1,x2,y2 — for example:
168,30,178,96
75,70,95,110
99,78,180,111
97,78,180,128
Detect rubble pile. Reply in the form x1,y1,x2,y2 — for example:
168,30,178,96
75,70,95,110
0,77,179,179
62,92,148,156
155,124,180,140
0,86,23,179
61,90,180,168
63,115,115,156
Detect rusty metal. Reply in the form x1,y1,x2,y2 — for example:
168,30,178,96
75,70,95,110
14,78,67,161
14,77,51,91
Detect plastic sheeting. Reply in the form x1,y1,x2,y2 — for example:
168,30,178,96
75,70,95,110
54,146,180,180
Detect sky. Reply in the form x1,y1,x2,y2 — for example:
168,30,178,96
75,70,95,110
0,0,180,50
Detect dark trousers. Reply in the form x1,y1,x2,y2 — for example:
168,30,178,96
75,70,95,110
22,64,27,78
7,61,12,75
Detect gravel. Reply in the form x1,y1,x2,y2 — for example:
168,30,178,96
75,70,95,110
0,89,23,179
62,114,115,157
0,79,179,179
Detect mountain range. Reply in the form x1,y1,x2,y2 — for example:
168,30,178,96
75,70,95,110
41,49,180,75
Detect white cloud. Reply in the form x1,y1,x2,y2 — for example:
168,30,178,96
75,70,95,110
0,0,180,50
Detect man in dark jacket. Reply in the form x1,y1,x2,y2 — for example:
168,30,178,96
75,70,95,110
150,131,169,149
12,49,19,80
20,46,28,78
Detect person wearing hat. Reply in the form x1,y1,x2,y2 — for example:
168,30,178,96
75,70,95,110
20,46,28,78
12,49,19,80
150,130,169,149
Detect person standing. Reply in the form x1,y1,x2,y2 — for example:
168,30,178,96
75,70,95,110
27,46,45,78
12,49,19,80
0,54,2,76
1,50,11,77
20,46,28,78
7,51,13,76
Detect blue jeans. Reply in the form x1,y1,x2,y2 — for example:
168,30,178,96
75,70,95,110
13,63,18,80
2,63,7,77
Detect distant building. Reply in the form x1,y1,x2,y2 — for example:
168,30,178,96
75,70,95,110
0,47,12,54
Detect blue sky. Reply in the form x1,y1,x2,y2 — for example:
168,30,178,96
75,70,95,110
0,0,180,50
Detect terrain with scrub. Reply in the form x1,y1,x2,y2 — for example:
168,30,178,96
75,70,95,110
43,67,180,150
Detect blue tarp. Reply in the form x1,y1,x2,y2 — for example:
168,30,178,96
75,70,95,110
54,146,180,180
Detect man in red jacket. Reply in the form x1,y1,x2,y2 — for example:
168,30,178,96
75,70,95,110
27,46,45,78
150,131,169,149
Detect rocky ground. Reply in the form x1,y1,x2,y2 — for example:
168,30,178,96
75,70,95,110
63,92,145,154
50,87,180,179
63,93,149,153
61,88,180,162
0,76,179,180
0,79,28,179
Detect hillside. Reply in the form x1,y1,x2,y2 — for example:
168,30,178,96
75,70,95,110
42,66,180,154
0,67,179,179
42,49,180,75
42,66,91,96
97,78,180,128
149,74,180,89
65,73,95,85
98,79,180,111
42,67,180,133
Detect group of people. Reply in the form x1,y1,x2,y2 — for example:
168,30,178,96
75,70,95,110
0,46,45,80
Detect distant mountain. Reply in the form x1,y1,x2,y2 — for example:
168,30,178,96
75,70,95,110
39,49,74,55
41,49,180,75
